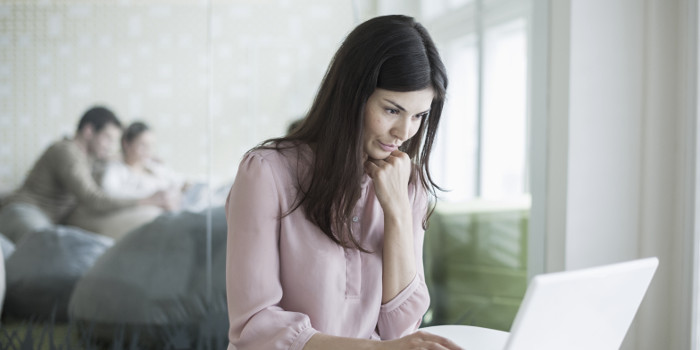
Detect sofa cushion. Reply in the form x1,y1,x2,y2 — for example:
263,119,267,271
63,205,163,240
0,233,15,260
68,206,228,345
4,226,113,321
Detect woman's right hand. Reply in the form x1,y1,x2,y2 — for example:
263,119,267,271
379,331,463,350
305,331,463,350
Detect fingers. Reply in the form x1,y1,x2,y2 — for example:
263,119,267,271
385,150,408,163
390,149,407,159
413,331,463,350
365,150,408,170
390,331,463,350
367,149,408,163
364,159,379,177
363,158,392,180
363,152,411,193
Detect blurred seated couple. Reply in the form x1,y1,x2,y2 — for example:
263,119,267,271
0,106,215,242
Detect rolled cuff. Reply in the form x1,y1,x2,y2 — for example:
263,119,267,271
377,274,430,339
290,327,319,350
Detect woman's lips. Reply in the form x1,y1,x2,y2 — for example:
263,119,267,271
378,141,397,152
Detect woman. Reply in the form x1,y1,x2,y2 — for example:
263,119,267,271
100,121,183,205
226,15,460,350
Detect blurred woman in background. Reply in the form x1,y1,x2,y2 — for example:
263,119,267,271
99,121,185,203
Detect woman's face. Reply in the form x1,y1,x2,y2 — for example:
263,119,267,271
362,87,434,161
123,130,154,163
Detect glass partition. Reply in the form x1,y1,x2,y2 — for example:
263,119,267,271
0,0,543,347
0,0,214,346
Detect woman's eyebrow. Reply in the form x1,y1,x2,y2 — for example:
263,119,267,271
383,99,431,114
383,99,407,112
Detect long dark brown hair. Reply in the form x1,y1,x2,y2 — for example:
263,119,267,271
255,15,448,250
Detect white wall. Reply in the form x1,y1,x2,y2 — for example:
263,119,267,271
547,0,695,348
566,0,644,270
544,0,569,275
636,1,695,348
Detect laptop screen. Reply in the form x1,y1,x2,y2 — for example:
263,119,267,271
504,257,658,350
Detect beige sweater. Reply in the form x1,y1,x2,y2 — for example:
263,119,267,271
6,139,138,223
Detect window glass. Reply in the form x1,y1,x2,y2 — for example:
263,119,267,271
481,18,528,200
415,0,534,331
433,35,479,202
421,0,473,21
448,0,472,8
431,18,528,202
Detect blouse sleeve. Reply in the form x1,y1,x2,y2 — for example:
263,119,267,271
225,152,318,350
376,182,431,339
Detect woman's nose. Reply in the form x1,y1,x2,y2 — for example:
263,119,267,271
391,118,412,141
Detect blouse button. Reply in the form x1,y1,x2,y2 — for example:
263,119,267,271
352,216,359,223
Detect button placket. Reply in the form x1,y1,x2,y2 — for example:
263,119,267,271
345,212,362,299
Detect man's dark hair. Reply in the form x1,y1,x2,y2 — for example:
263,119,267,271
76,106,122,133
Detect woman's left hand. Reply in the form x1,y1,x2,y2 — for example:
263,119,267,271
364,150,412,218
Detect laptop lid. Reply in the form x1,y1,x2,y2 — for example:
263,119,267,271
504,257,659,350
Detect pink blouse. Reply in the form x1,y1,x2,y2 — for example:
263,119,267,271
225,145,431,350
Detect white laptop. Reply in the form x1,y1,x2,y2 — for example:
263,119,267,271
422,257,659,350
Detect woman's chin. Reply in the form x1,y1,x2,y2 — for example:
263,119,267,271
366,151,390,161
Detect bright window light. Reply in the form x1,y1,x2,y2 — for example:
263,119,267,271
430,16,529,202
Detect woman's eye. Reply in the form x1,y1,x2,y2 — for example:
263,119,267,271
414,112,429,119
385,108,400,115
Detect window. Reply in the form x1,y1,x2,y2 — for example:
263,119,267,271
421,0,472,20
424,0,531,202
481,19,528,200
433,35,479,201
414,0,534,330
